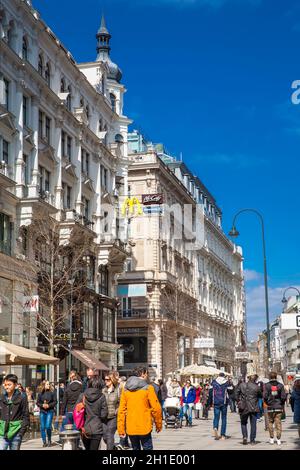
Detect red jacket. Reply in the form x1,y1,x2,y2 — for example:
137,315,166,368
194,387,202,404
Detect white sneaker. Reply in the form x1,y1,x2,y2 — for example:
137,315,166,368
269,438,274,445
277,439,281,446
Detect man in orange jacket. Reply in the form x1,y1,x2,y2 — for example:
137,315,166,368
117,367,162,450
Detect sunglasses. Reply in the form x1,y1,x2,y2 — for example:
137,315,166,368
105,378,111,381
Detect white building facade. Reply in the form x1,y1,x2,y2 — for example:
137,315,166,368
0,0,130,383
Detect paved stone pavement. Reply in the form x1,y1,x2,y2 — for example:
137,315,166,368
21,408,300,451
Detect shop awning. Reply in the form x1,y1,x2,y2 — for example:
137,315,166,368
0,340,59,365
71,349,109,371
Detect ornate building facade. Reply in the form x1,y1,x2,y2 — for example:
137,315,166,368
117,132,246,378
0,0,130,382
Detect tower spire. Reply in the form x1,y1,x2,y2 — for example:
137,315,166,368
96,13,111,60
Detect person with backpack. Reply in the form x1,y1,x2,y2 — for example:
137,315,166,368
0,374,29,450
75,377,108,450
290,378,300,439
235,375,262,445
37,380,57,447
61,372,83,430
181,380,196,427
208,372,229,440
263,371,286,446
102,372,120,450
227,379,236,413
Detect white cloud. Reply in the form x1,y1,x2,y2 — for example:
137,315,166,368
244,269,261,282
245,284,300,340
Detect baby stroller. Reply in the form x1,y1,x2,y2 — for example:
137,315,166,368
164,397,181,429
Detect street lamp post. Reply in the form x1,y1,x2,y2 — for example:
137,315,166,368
229,208,271,367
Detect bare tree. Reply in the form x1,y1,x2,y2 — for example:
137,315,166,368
17,216,96,357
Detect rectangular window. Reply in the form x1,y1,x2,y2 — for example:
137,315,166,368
0,213,12,256
66,185,71,209
81,148,85,173
39,111,43,138
67,136,72,160
85,153,89,176
23,154,30,187
61,130,66,156
84,199,89,220
101,165,108,189
45,170,50,192
45,116,51,144
39,165,43,193
3,79,9,110
23,95,28,127
2,140,9,164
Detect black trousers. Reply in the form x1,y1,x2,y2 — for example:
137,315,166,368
82,434,102,451
240,413,257,442
103,417,117,450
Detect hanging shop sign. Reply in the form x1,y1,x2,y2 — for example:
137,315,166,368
194,337,215,349
281,313,300,330
235,352,251,360
142,194,163,205
121,197,143,217
23,295,39,313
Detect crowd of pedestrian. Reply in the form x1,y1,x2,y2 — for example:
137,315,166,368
0,368,299,450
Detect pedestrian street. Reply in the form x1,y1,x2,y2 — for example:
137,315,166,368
21,408,300,451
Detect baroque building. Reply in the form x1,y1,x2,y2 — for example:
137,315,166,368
0,0,130,383
117,132,246,378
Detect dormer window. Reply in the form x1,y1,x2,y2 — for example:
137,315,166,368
66,85,72,111
22,36,28,60
45,62,51,87
38,53,43,76
60,77,66,93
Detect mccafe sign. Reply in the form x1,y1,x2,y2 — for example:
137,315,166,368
142,194,163,205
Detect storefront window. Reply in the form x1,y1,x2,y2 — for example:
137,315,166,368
118,336,147,363
0,278,13,342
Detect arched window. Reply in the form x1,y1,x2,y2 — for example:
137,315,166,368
22,36,28,60
110,93,116,113
45,62,51,86
66,85,72,111
60,77,65,93
80,96,84,108
115,134,123,143
38,53,43,76
85,104,90,119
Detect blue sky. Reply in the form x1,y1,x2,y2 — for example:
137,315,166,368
34,0,300,339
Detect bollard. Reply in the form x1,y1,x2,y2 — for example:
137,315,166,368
59,425,81,450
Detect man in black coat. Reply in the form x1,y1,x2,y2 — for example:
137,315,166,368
235,375,262,445
263,372,286,446
61,372,82,430
0,374,29,450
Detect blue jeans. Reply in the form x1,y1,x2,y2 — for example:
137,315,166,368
241,412,257,442
40,411,54,443
129,433,153,450
183,404,193,424
257,398,263,419
61,411,76,431
213,405,228,437
0,433,22,450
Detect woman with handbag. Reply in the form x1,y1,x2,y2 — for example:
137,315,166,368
235,376,262,446
75,377,108,451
